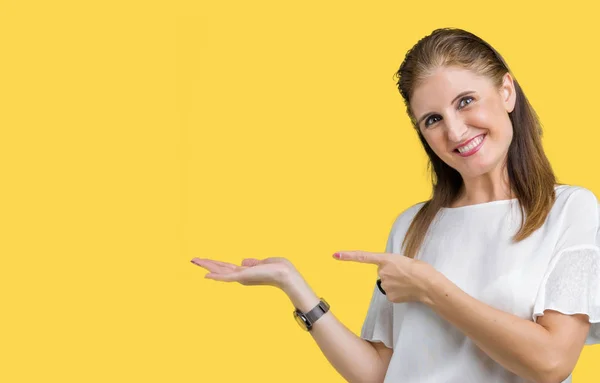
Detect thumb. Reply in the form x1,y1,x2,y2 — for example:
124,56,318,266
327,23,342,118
261,257,287,264
241,257,286,267
241,258,261,266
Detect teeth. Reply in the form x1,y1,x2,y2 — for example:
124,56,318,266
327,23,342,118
457,135,484,154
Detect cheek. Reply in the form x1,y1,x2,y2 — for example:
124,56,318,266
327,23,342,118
466,105,492,126
421,131,443,151
468,104,512,138
488,112,514,143
423,133,453,160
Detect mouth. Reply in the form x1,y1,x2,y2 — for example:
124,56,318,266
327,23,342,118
453,134,486,157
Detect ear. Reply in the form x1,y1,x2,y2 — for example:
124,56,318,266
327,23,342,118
500,72,516,113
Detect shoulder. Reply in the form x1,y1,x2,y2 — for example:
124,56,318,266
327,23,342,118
549,184,599,233
388,201,427,236
553,184,599,213
384,201,427,254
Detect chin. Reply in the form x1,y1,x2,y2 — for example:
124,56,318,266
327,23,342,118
459,170,489,180
458,159,505,180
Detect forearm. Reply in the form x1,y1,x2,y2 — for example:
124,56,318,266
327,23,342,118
423,269,558,383
281,271,388,383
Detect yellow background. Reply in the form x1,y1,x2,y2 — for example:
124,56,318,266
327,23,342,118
1,0,599,382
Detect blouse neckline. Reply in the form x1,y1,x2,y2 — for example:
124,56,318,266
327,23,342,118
439,185,564,211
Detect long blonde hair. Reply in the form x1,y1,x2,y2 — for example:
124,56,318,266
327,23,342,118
397,28,557,259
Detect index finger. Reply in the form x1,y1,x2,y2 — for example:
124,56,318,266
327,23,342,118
333,251,386,265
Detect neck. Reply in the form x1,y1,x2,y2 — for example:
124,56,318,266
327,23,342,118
452,166,513,208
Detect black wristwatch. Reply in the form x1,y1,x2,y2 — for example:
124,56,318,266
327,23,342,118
293,298,330,331
377,278,386,295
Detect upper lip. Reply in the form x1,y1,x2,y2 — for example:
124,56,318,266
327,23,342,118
454,134,485,151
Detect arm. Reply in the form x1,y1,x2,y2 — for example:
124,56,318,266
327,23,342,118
421,266,590,383
281,270,392,383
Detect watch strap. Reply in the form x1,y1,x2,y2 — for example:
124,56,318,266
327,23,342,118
295,298,330,330
304,299,329,324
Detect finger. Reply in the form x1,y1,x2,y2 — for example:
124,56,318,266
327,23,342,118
191,259,237,273
191,258,236,268
205,259,239,269
333,251,385,265
205,271,242,282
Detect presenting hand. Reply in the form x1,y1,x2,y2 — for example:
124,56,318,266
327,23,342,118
333,251,435,304
190,257,299,289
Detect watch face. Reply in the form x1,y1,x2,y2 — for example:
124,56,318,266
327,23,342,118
293,311,309,331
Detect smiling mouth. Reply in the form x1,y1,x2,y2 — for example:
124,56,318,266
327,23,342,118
453,134,486,156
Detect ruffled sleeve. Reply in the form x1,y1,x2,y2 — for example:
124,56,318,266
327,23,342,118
532,189,600,345
360,279,394,348
359,219,395,349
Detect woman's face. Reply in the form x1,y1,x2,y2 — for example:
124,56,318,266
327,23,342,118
409,66,516,181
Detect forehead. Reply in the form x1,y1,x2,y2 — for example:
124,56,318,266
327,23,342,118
410,66,494,113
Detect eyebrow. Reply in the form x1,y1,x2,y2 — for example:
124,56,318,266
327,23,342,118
416,90,476,126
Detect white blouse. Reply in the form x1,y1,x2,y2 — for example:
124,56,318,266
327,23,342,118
360,184,600,383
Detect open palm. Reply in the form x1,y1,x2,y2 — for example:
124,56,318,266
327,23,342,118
191,257,297,288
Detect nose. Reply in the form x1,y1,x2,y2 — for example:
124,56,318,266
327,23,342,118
445,115,469,144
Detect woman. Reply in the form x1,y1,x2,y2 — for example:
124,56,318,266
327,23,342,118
191,28,600,383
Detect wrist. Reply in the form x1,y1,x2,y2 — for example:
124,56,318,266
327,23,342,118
278,267,302,291
279,270,321,313
417,263,445,307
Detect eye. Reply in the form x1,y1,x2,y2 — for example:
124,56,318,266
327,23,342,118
458,96,474,109
424,114,441,128
422,96,474,128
